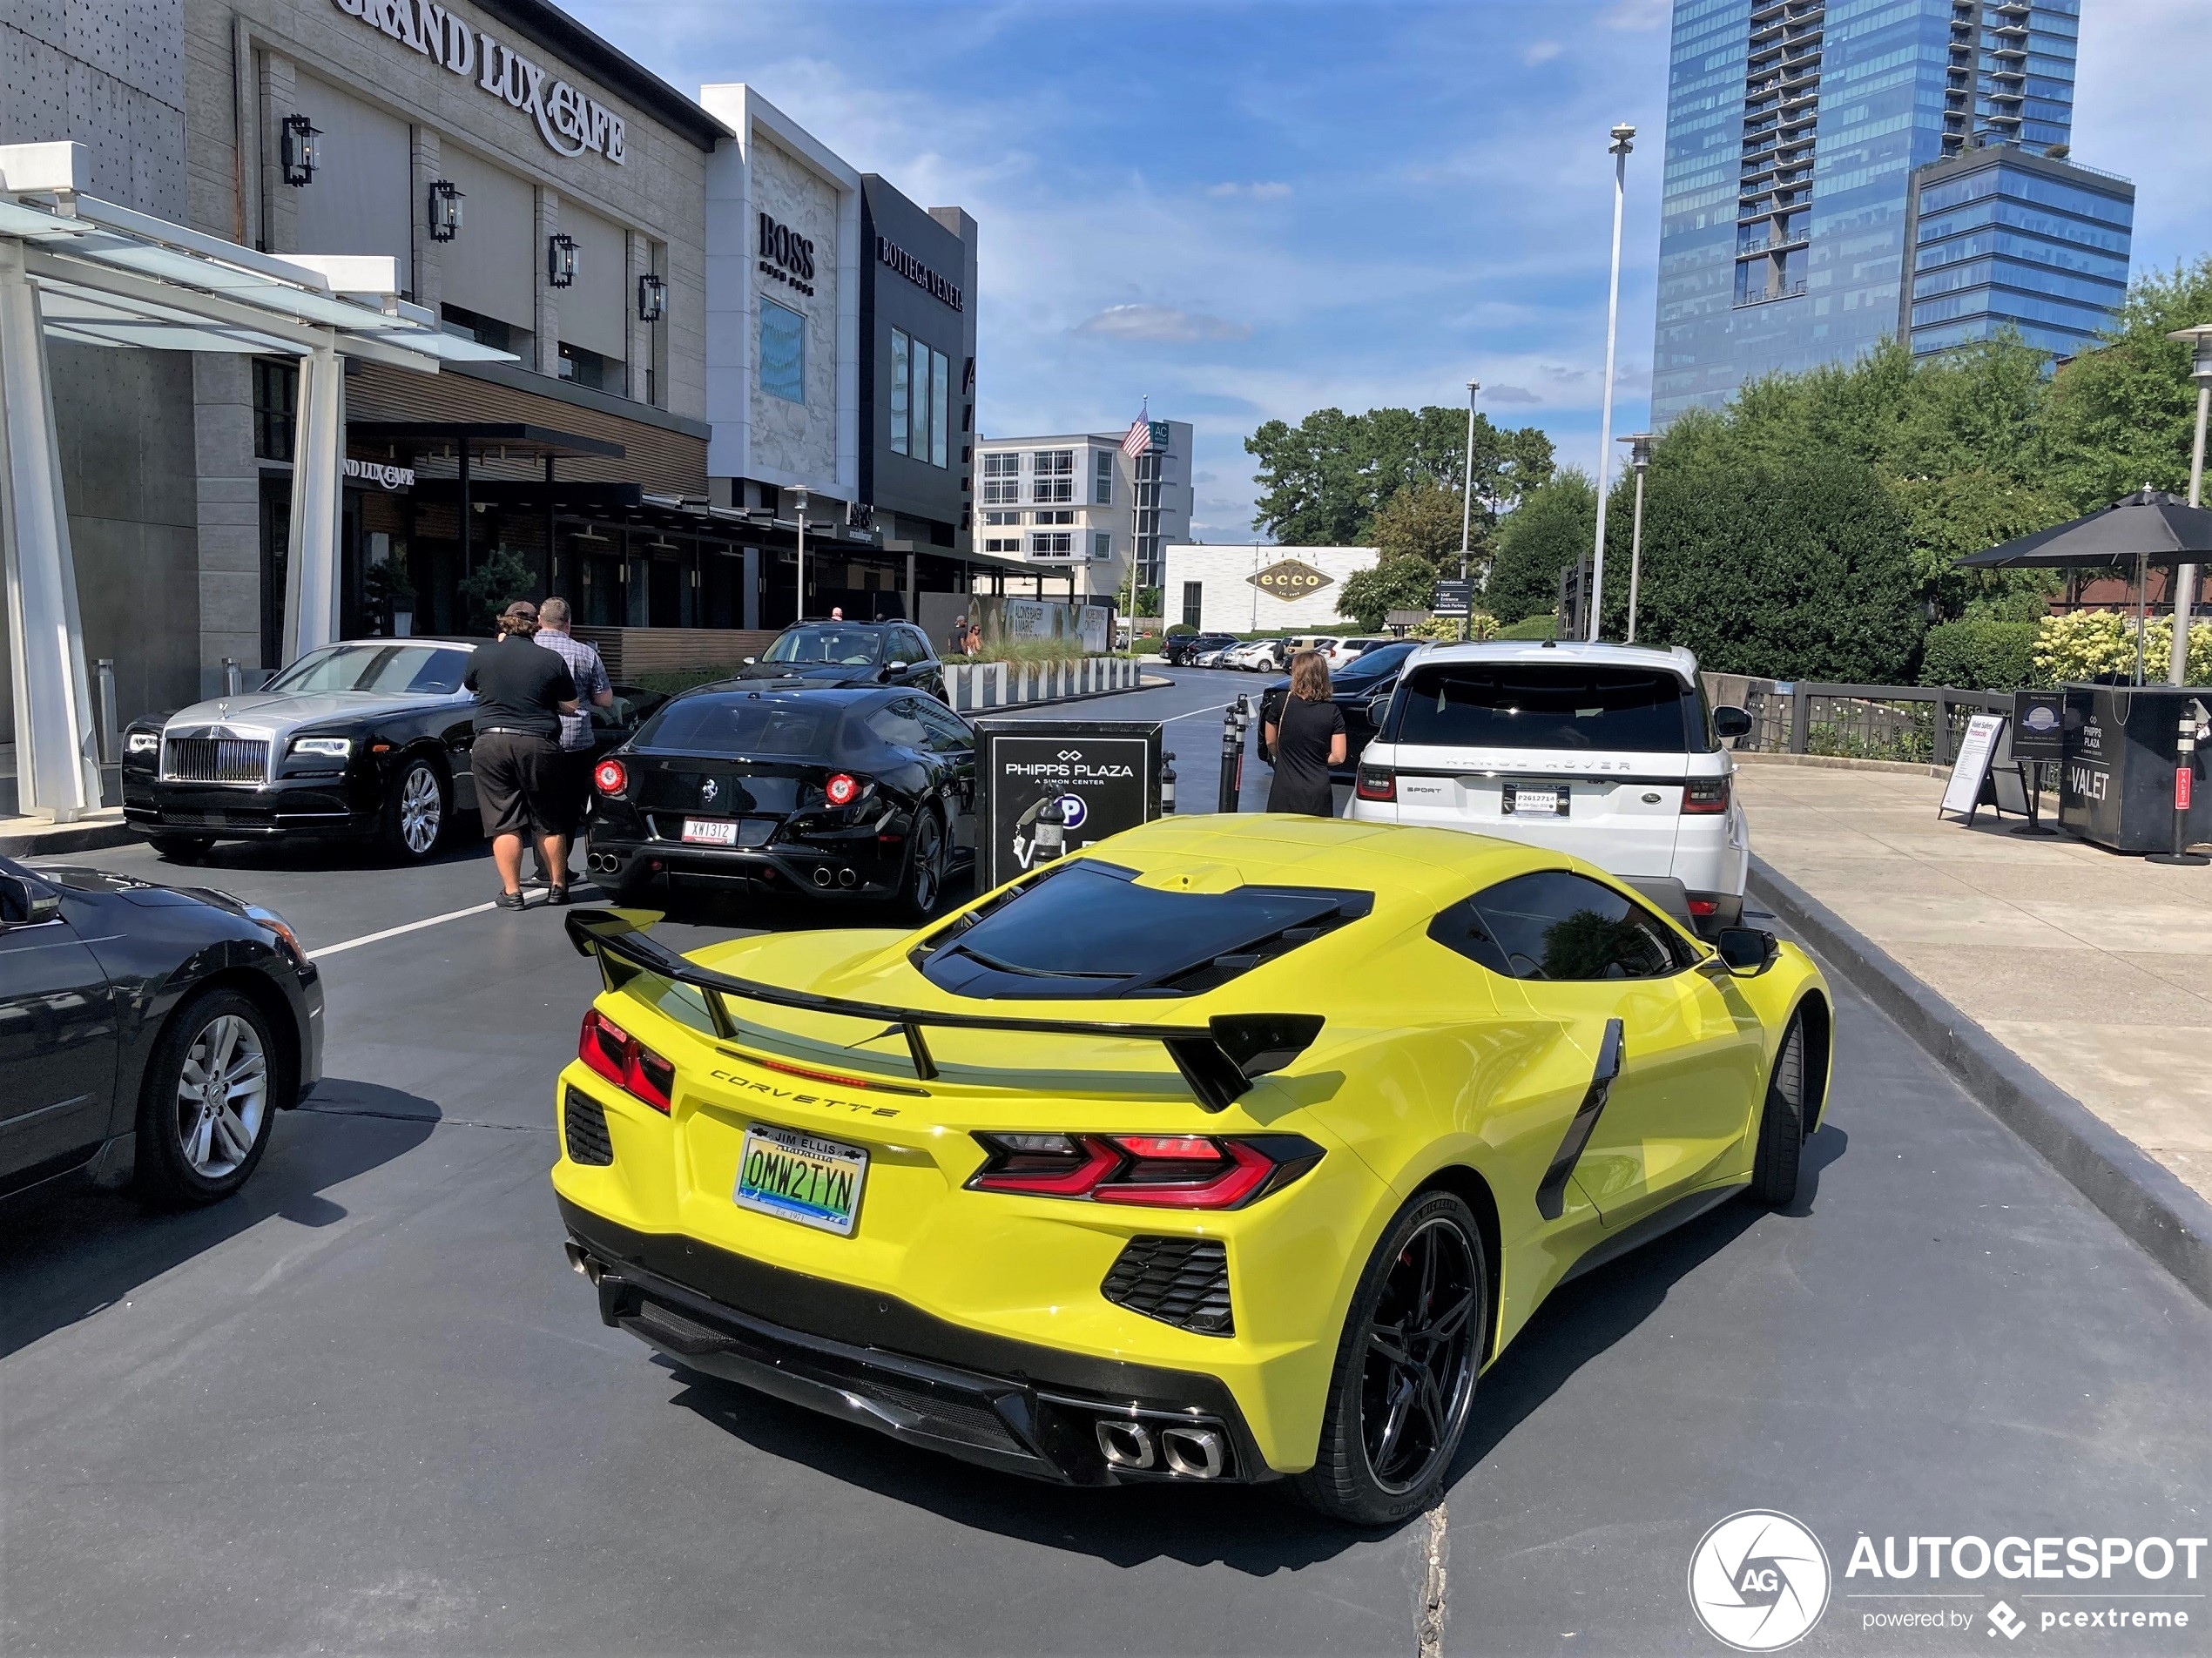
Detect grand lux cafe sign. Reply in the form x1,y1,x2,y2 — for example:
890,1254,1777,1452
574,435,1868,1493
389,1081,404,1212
331,0,626,165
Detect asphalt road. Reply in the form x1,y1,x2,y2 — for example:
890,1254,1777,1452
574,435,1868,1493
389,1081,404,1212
3,668,2207,1657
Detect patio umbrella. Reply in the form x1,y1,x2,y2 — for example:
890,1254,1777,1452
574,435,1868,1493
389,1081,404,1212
1955,488,2212,684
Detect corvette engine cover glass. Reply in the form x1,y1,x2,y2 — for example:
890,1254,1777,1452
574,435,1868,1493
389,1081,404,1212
916,860,1371,999
1391,664,1699,752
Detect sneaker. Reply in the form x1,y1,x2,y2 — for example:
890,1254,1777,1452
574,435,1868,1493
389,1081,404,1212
547,885,571,907
495,891,528,911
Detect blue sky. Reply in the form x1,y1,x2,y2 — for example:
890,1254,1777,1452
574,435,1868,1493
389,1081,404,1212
574,0,2210,543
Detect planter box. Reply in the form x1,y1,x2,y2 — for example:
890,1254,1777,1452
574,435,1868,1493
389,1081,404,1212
945,657,1143,713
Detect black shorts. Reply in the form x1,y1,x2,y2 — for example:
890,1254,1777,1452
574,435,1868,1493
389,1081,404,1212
474,730,574,839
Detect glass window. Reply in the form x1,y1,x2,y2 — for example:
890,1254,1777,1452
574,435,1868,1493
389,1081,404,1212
1093,531,1112,562
1431,870,1689,981
913,698,973,751
759,300,806,404
1030,533,1072,556
1389,664,1701,752
867,699,932,751
930,348,949,468
763,625,883,665
1095,449,1115,505
1182,581,1204,629
266,644,470,695
917,859,1367,1000
634,696,838,756
890,330,910,455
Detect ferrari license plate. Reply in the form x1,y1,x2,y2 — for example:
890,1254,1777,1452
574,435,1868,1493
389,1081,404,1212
682,818,739,846
733,1122,868,1236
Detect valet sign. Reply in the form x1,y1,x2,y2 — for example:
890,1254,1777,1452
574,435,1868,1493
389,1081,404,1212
973,721,1163,888
331,0,627,165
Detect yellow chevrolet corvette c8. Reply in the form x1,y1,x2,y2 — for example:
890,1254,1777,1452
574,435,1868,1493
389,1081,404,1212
551,816,1831,1526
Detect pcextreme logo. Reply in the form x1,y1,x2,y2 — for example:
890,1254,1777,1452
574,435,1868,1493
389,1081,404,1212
1689,1510,1833,1652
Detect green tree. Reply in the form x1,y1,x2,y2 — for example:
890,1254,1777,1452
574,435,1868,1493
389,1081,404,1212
1486,470,1595,623
1244,405,1554,544
1606,449,1922,682
456,548,537,636
1891,470,2069,617
1339,556,1443,632
2043,257,2212,510
1369,482,1480,573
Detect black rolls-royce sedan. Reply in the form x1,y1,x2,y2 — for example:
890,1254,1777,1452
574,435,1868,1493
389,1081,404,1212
0,854,321,1208
586,686,975,918
121,639,666,864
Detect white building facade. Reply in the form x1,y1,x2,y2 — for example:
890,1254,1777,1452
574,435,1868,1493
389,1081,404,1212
974,420,1191,602
1161,543,1378,635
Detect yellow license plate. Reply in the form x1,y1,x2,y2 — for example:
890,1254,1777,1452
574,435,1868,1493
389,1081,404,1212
733,1122,868,1237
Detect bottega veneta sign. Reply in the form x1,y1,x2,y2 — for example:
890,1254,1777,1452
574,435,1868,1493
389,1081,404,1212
877,236,963,312
330,0,627,165
1249,557,1335,598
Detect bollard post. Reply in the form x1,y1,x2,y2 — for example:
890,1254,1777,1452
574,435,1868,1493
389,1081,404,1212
1032,795,1067,864
94,658,118,767
222,657,244,697
1160,751,1177,815
1217,704,1244,812
2148,701,2211,865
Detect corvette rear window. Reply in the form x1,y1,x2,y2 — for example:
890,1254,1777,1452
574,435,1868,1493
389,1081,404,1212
1388,664,1699,752
914,860,1371,999
636,698,838,757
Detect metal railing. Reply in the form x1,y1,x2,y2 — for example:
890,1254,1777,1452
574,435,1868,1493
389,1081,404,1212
1724,680,2013,766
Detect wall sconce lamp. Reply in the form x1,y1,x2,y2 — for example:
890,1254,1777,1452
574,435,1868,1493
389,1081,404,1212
280,114,320,187
547,233,578,289
427,179,463,242
637,272,666,322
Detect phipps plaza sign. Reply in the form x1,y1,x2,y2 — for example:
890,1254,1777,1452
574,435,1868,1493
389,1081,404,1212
1249,557,1335,600
331,0,627,165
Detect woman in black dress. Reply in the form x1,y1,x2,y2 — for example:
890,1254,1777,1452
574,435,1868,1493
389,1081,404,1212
1264,650,1348,816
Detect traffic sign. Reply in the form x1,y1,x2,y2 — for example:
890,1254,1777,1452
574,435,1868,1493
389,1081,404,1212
1431,579,1474,616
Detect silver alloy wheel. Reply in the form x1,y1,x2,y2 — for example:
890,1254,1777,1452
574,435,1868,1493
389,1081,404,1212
398,765,442,855
175,1013,269,1178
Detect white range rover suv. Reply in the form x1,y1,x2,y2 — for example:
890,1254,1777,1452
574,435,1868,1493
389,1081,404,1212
1345,639,1754,933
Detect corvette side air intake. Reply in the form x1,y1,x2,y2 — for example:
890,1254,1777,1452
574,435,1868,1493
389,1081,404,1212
563,909,1325,1111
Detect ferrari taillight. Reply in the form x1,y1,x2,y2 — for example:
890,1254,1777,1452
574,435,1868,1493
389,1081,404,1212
825,772,860,806
578,1007,675,1113
966,1132,1320,1210
593,758,629,797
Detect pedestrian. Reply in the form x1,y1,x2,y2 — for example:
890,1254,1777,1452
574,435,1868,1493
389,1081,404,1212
534,596,614,886
1264,650,1347,817
464,601,579,909
947,613,968,656
829,605,845,621
964,619,981,656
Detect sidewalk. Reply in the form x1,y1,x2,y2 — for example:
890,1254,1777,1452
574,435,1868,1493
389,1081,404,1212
1737,758,2212,1204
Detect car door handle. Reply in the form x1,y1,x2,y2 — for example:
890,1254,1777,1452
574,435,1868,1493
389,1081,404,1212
1534,1018,1624,1222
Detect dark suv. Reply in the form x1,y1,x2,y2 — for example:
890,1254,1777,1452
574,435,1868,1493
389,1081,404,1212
1164,631,1237,666
729,620,946,700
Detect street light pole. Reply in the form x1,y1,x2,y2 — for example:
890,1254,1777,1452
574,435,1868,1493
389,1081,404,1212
1459,380,1480,643
2168,327,2212,685
1587,121,1635,643
792,487,811,622
1621,431,1653,644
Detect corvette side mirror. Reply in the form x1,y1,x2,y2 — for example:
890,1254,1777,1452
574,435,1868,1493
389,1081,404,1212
0,874,59,929
1712,927,1778,975
1713,705,1752,739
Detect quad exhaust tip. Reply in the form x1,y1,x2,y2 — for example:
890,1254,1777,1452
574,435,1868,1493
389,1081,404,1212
836,866,857,888
563,1241,603,1284
1093,1419,1224,1479
813,866,832,887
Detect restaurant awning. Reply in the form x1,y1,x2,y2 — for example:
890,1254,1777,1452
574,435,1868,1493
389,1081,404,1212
0,140,512,821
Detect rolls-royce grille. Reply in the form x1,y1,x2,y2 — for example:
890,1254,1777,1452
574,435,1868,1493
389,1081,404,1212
1102,1237,1233,1336
162,737,269,785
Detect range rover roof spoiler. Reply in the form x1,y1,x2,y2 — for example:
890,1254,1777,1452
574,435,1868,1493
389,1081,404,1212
563,908,1324,1112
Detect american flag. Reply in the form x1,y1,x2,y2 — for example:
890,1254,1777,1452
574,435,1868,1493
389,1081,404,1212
1121,414,1152,458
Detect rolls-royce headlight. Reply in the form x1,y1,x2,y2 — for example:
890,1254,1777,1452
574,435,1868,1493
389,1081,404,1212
289,736,352,758
125,730,161,756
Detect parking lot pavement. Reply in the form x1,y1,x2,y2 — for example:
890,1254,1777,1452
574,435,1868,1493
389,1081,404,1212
3,672,2208,1656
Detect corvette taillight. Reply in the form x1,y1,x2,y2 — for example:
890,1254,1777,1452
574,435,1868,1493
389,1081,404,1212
578,1007,675,1113
966,1132,1321,1210
593,758,629,797
1683,776,1730,814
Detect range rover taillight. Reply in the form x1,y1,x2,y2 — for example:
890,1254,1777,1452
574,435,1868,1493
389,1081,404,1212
1683,776,1730,814
1355,766,1396,802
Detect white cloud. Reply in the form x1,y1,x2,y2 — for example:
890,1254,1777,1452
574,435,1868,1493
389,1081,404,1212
1073,305,1254,343
1205,180,1293,201
1484,384,1541,404
1523,40,1562,65
1600,0,1668,30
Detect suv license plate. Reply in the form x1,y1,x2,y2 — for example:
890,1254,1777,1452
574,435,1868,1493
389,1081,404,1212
1507,786,1566,816
733,1122,868,1236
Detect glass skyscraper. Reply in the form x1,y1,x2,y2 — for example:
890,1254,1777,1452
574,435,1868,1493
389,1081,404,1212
1650,0,2128,423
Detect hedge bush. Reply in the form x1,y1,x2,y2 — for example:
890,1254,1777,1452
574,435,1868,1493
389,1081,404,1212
1918,619,2040,690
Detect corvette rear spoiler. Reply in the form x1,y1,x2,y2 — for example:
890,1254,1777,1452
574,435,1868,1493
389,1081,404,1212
564,908,1324,1112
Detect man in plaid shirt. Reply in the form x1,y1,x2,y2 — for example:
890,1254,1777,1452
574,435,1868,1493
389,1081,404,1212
534,597,614,885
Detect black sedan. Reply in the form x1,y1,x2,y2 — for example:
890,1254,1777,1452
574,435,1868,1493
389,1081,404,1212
1163,631,1237,667
1258,637,1425,778
726,620,946,700
120,639,666,865
585,687,975,918
0,855,321,1209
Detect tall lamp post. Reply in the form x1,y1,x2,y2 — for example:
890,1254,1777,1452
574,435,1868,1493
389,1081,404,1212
1587,121,1635,642
2168,326,2212,686
1620,431,1653,644
1458,380,1480,641
792,486,811,622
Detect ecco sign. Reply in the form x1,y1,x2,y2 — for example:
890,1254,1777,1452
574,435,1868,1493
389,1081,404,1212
759,212,817,298
330,0,627,165
877,236,962,312
1249,557,1335,598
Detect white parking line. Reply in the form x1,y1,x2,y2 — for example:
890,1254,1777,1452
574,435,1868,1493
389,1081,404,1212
311,900,500,960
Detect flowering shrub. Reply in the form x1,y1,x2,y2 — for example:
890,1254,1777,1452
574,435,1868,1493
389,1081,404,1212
2033,611,2212,684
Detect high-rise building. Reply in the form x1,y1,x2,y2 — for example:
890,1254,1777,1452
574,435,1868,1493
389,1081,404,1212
972,422,1193,601
1651,0,2128,422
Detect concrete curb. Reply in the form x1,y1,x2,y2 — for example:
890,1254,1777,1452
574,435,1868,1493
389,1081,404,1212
0,820,139,858
1748,855,2212,1306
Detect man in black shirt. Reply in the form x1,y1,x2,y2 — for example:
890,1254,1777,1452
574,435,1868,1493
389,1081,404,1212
464,602,579,908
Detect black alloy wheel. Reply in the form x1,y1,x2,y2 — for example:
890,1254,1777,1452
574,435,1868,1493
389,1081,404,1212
381,757,447,863
897,808,946,920
1295,1190,1487,1527
1749,1009,1809,1208
148,834,214,863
